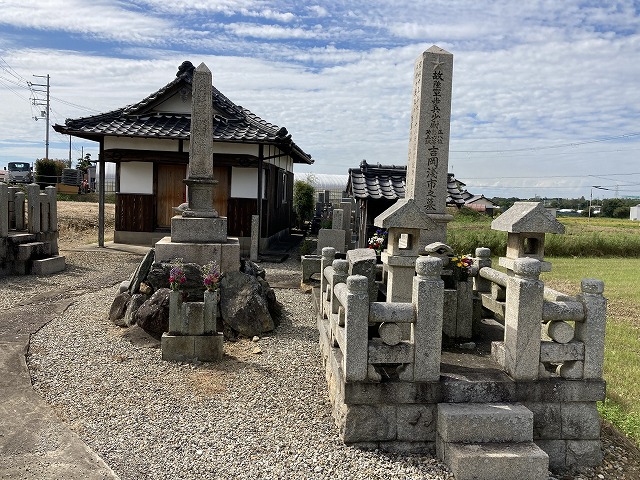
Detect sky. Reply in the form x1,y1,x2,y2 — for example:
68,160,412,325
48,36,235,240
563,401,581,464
1,0,639,200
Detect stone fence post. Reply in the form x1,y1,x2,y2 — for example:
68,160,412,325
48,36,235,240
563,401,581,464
40,191,50,232
343,275,370,382
46,186,58,232
407,256,444,382
14,191,25,230
27,184,40,234
329,259,348,317
576,279,607,379
473,247,492,293
0,184,7,237
504,258,543,380
320,247,336,319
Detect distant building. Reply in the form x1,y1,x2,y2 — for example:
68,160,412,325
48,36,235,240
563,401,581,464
54,61,313,252
345,160,469,247
631,204,640,221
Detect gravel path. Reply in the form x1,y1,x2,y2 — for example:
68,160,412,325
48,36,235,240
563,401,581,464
14,247,640,479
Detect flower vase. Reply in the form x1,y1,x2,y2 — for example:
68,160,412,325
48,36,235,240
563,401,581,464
203,289,219,334
168,289,183,334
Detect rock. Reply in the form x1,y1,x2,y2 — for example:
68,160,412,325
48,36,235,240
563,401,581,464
109,292,131,327
119,281,130,294
146,262,205,301
139,282,153,295
220,271,275,337
134,288,171,335
129,248,155,294
241,259,265,279
252,336,260,342
252,346,262,354
120,324,161,347
124,294,148,327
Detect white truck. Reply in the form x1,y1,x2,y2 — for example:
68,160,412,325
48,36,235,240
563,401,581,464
3,162,33,184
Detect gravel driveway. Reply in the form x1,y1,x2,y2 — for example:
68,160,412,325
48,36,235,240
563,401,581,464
5,243,639,479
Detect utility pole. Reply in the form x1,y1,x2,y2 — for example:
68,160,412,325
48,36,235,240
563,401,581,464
29,74,50,159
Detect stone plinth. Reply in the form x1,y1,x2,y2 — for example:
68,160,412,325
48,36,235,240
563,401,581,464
170,216,228,243
162,289,223,362
155,236,240,273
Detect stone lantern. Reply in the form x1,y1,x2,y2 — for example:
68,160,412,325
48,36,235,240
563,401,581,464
491,201,565,273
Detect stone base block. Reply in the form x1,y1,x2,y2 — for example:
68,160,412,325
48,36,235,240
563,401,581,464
301,255,321,282
161,333,223,362
155,236,240,272
31,255,66,275
437,403,533,443
170,216,228,243
443,441,548,480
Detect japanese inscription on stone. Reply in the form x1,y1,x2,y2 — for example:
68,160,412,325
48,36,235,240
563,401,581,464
405,46,453,214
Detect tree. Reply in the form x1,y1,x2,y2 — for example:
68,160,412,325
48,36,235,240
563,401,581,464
293,179,316,229
76,153,92,173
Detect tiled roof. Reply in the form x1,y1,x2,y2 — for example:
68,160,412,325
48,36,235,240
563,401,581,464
348,161,406,200
347,160,466,207
53,61,312,165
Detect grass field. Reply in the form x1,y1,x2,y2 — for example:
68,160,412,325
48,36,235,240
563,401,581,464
448,211,640,446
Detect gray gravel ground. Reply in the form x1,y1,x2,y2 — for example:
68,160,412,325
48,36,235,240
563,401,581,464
15,248,640,479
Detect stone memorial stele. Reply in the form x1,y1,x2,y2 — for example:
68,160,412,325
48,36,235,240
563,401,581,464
374,45,454,302
155,62,240,272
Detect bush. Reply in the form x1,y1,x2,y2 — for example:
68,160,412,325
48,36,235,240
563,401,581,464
35,158,65,187
293,179,315,229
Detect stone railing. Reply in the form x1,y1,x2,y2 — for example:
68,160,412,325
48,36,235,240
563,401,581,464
320,246,444,382
0,183,58,237
475,249,607,381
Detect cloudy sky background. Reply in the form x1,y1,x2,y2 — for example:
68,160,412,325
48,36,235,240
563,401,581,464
1,0,639,200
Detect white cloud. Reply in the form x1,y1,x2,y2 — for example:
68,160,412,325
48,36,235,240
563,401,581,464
307,5,328,18
224,22,328,40
1,1,639,198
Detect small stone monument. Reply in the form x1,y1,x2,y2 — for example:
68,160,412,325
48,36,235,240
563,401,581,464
374,45,454,302
156,62,240,362
491,201,565,273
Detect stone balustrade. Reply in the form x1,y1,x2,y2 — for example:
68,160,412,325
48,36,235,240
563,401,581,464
0,183,58,237
0,183,65,276
320,249,444,383
476,249,606,381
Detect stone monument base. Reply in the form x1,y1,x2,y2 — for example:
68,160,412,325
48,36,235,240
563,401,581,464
155,236,240,273
161,333,223,362
170,216,228,243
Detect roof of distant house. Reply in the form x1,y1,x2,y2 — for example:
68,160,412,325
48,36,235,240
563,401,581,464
346,160,466,207
53,61,313,165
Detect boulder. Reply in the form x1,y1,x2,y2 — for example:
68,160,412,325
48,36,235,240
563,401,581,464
134,288,171,336
124,294,148,327
129,248,155,294
109,291,131,327
146,262,205,301
220,272,275,337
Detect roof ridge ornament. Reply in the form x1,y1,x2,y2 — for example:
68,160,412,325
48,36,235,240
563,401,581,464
177,61,195,78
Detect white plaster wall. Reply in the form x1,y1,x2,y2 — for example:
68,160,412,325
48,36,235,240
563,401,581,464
105,136,180,152
631,206,640,221
120,162,153,194
154,92,191,114
231,167,257,198
231,167,266,199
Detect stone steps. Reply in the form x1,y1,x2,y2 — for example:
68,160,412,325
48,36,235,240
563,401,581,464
437,403,549,480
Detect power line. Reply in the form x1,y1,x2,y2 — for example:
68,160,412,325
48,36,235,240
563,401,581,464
451,132,640,153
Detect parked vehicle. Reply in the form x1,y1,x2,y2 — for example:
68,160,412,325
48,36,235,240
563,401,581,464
5,162,33,183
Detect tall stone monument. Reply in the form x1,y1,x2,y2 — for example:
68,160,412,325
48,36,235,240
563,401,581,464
155,63,240,272
374,46,454,302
